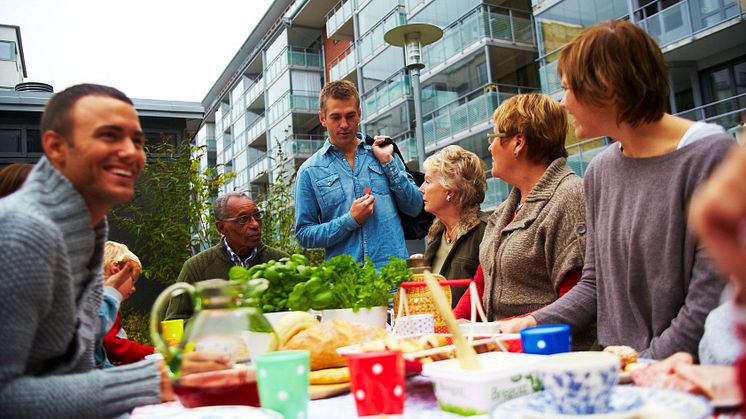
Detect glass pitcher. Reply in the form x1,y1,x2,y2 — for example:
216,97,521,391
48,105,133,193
150,278,278,378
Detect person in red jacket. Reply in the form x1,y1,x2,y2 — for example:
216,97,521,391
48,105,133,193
102,241,155,364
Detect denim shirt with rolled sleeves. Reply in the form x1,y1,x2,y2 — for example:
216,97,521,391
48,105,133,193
294,138,423,269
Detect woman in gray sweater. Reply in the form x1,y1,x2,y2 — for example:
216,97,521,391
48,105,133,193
501,20,734,360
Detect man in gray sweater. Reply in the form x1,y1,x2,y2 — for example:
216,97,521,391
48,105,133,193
500,21,733,360
0,84,165,418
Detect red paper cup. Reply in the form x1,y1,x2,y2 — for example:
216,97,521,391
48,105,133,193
344,350,405,416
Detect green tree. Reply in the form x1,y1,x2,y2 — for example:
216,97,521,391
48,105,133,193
111,139,234,285
256,145,323,264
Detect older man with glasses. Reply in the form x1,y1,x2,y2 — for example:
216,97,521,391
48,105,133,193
164,192,288,320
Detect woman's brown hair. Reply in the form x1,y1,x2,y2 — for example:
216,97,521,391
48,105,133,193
557,20,669,127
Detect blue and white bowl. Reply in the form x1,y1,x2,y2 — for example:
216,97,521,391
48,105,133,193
538,351,620,414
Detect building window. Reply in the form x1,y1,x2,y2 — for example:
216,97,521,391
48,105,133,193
0,128,22,153
26,129,42,153
0,41,16,61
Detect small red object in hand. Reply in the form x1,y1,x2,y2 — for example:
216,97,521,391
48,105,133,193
364,187,371,195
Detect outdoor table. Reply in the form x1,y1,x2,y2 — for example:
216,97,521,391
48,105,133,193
131,375,485,418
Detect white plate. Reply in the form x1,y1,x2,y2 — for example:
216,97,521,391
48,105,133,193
166,405,282,419
491,385,712,419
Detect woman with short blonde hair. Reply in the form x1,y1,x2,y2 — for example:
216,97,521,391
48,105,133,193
454,94,588,339
420,145,487,306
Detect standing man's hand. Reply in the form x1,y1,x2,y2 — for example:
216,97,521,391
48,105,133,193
350,194,375,224
371,135,394,164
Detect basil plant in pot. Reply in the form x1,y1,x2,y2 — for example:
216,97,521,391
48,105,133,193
229,254,412,328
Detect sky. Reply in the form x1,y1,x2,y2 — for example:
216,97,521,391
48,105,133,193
1,0,273,103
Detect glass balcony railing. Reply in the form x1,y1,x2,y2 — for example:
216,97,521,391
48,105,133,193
268,91,320,124
288,47,322,68
326,0,355,38
538,59,562,96
247,116,266,144
289,92,319,112
565,137,614,177
362,72,411,119
636,0,743,49
675,92,746,134
205,136,216,150
283,135,326,159
329,44,356,81
396,133,418,163
422,84,536,146
422,5,535,71
248,153,269,182
246,78,264,106
357,6,406,64
482,177,512,209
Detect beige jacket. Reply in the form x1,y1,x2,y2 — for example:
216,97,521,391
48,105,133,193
480,158,586,320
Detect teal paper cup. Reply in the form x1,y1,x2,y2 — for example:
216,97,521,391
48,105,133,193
255,350,310,419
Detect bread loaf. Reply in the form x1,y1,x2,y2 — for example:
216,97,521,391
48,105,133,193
283,319,386,370
274,311,320,348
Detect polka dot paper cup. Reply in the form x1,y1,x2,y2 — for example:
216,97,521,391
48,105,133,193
255,350,309,419
344,350,406,417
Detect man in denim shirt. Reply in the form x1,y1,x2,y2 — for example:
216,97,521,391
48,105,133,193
295,80,422,268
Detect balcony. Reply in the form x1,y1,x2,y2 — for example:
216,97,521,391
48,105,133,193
288,47,322,68
538,59,562,96
362,71,410,119
675,92,746,134
268,91,321,125
248,152,269,184
482,177,512,210
326,0,355,40
357,6,406,65
329,44,356,81
282,135,325,160
246,116,267,148
395,133,418,164
245,78,265,110
636,0,744,49
565,137,614,177
422,5,536,75
422,84,537,149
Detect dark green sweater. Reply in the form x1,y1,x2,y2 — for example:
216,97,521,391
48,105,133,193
164,242,288,320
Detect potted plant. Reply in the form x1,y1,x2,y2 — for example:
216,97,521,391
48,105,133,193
229,255,412,328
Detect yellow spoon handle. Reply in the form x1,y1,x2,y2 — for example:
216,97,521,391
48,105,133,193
423,270,480,370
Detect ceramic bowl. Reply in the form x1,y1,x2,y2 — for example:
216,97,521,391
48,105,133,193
538,351,620,414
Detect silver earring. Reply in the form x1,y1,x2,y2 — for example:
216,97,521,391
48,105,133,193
446,195,452,202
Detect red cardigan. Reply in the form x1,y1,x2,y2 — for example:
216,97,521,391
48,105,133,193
103,313,155,365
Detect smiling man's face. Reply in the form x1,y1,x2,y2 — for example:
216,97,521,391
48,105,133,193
55,95,145,217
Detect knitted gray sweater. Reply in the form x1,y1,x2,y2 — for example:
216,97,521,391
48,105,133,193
533,134,733,359
0,157,161,418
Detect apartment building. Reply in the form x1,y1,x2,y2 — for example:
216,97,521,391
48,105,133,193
199,0,540,210
0,24,26,91
197,0,745,211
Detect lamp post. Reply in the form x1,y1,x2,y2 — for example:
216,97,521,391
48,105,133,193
384,23,443,168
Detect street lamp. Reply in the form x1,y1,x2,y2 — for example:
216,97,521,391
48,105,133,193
384,23,443,168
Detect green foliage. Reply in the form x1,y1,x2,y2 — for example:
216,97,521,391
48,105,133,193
230,254,412,312
120,303,152,347
255,145,323,264
111,139,234,284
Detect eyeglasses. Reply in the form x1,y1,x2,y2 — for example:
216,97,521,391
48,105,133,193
220,211,262,224
486,131,519,144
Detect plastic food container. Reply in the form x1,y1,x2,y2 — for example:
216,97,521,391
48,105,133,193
421,352,544,416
